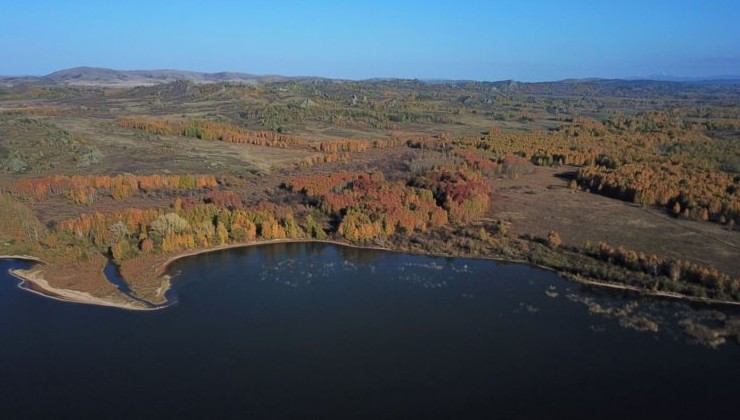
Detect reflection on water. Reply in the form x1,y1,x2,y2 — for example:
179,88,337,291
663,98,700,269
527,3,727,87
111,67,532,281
1,244,739,420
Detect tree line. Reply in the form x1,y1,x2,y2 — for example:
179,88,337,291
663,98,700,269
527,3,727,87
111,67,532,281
4,174,218,204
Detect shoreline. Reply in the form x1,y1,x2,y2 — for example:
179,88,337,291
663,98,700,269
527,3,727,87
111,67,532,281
567,275,740,307
153,239,740,308
0,255,45,263
3,240,740,311
2,256,161,311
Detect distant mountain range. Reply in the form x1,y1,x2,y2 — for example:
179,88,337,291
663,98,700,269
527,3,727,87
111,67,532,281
627,74,740,83
1,66,739,87
0,66,314,87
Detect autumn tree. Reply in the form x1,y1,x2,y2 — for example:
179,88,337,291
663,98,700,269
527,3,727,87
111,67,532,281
547,230,562,248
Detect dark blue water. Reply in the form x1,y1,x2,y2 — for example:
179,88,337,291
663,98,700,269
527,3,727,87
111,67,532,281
1,243,739,420
104,260,133,294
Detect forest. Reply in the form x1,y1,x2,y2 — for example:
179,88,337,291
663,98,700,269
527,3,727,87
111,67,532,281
0,75,738,307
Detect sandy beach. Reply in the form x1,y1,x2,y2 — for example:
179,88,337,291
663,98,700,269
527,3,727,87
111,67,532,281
3,256,159,311
0,255,45,263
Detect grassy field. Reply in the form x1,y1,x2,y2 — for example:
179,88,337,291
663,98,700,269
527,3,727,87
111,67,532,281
490,166,738,276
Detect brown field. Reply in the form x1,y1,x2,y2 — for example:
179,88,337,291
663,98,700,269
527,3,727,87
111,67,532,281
49,116,316,174
490,167,739,276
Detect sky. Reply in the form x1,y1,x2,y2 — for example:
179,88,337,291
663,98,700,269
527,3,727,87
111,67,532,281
3,0,740,81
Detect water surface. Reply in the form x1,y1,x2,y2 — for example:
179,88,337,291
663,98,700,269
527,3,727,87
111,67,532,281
1,243,738,419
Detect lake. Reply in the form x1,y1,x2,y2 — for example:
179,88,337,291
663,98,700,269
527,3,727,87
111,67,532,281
1,242,738,419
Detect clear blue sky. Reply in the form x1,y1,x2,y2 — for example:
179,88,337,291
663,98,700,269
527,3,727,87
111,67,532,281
3,0,739,81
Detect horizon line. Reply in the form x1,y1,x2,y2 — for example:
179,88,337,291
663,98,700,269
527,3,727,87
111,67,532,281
2,65,740,85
